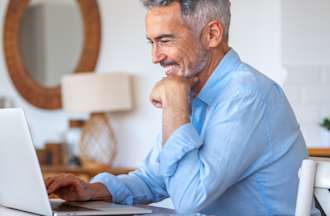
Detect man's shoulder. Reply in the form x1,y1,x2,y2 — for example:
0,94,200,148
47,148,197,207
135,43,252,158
231,63,276,95
213,63,278,105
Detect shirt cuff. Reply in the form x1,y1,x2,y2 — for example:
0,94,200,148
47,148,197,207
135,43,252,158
159,123,203,177
90,172,133,204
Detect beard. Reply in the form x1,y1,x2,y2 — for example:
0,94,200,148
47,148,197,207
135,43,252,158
183,45,209,78
160,47,209,78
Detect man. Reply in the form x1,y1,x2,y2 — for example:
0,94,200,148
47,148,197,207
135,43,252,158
46,0,318,215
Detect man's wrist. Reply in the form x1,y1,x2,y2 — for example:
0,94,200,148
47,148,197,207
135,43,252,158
89,183,112,202
164,107,189,124
162,107,190,144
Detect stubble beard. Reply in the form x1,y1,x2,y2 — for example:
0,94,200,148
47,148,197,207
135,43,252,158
184,47,209,78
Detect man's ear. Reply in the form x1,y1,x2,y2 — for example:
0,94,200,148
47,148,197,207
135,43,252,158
201,20,224,49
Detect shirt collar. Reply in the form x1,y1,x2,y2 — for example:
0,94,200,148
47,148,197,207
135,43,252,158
196,48,241,106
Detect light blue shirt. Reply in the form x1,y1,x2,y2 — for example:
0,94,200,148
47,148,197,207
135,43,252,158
91,49,319,215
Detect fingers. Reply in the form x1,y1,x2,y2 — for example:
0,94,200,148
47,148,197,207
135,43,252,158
152,100,163,108
149,82,163,108
46,174,80,195
45,176,58,189
56,186,82,202
150,94,163,108
45,174,94,202
149,76,199,109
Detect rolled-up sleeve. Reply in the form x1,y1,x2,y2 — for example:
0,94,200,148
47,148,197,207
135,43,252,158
159,123,203,177
159,91,269,213
90,172,133,204
91,136,169,204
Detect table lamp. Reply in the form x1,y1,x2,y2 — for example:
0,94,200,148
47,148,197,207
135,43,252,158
61,73,132,168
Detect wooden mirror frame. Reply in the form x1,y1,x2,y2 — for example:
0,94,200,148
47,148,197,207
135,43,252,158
3,0,101,110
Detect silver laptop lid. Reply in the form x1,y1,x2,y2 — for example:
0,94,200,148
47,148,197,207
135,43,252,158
0,108,53,216
0,108,153,216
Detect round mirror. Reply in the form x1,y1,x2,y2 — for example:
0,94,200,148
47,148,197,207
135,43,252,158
20,0,83,88
3,0,101,110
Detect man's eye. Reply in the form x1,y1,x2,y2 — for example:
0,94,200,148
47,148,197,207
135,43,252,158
160,39,171,45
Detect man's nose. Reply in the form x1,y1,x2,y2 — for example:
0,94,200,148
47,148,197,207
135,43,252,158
152,46,166,64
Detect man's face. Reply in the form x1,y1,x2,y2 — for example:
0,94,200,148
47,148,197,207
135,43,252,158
145,2,208,77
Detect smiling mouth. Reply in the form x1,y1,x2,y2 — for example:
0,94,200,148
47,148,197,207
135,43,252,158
164,65,179,76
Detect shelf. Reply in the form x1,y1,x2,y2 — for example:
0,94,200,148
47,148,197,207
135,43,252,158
308,148,330,157
41,165,134,181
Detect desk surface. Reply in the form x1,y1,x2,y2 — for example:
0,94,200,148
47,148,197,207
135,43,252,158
0,204,175,215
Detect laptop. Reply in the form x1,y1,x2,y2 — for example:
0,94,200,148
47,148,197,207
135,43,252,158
0,108,152,216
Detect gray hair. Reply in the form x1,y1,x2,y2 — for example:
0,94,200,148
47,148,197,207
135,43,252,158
140,0,231,40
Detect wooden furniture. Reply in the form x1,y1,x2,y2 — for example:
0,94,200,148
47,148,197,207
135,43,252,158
308,148,330,157
3,0,101,109
41,165,134,181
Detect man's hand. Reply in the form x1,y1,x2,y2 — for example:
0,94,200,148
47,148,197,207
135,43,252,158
150,76,198,144
45,174,112,202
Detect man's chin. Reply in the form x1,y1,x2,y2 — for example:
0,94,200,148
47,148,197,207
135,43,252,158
164,69,196,78
165,71,182,77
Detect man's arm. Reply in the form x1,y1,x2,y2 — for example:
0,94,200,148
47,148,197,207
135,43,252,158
47,139,169,204
150,77,268,213
160,92,268,213
90,136,169,204
150,76,197,143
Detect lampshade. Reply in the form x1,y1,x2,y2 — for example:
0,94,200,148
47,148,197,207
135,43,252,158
62,73,132,113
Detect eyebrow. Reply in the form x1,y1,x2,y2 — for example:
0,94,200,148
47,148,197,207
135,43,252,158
146,34,175,41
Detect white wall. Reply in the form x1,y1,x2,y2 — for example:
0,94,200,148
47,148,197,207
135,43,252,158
0,0,284,168
282,0,330,67
282,0,330,147
230,0,285,84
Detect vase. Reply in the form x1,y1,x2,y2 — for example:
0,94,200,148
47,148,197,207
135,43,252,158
79,113,116,168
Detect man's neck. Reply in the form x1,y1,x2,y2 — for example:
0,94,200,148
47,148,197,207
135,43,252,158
193,44,230,95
